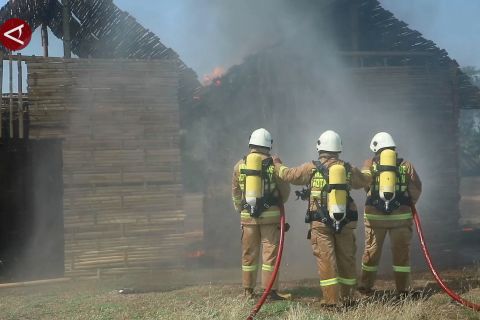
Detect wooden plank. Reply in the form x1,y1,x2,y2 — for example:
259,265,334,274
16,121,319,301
0,278,71,289
8,56,13,138
0,53,3,138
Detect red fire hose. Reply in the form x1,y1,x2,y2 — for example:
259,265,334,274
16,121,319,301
412,205,480,311
246,203,286,320
245,204,479,318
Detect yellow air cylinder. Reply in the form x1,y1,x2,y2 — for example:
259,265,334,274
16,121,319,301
379,149,396,204
245,153,263,212
328,164,347,222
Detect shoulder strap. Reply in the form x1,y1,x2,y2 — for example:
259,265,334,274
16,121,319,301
239,157,246,173
312,160,329,180
262,156,273,168
344,162,352,174
314,160,350,177
261,157,274,179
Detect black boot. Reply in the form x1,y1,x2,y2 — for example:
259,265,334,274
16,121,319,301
243,288,255,300
357,286,374,296
268,290,291,301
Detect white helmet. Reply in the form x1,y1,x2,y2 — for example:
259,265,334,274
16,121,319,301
316,130,342,152
370,132,396,152
249,128,273,149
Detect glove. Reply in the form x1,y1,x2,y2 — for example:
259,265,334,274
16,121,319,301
272,155,283,165
278,223,291,232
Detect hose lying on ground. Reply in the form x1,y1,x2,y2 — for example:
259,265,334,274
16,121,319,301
246,203,286,320
246,203,480,318
412,205,480,312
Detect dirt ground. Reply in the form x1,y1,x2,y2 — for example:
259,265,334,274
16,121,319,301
0,267,479,320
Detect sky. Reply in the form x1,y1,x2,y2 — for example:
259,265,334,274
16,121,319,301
119,0,480,76
0,0,479,78
380,0,480,68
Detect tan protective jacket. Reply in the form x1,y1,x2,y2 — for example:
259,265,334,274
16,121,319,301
362,157,422,228
275,153,372,228
232,149,290,225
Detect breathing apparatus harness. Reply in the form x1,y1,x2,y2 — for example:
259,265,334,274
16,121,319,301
366,155,411,213
296,159,358,234
239,156,280,218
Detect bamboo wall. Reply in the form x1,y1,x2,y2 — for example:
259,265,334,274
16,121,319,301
184,193,205,260
460,177,480,229
27,57,185,277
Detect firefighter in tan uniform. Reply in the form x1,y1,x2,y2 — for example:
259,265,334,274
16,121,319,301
358,132,422,295
274,130,371,306
232,128,290,300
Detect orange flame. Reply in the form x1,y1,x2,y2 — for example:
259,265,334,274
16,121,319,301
202,67,225,86
187,250,206,258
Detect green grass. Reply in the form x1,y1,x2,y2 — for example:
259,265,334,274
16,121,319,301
0,269,479,320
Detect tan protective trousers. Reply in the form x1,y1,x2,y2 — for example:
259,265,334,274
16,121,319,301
241,223,280,290
360,224,412,292
311,224,357,305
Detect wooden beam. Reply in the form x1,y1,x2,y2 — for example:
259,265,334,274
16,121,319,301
62,0,72,58
341,51,435,57
0,278,71,289
17,53,23,138
8,55,13,138
41,23,49,58
0,53,3,139
350,0,359,66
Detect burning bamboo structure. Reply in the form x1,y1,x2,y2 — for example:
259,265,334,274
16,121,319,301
184,0,480,266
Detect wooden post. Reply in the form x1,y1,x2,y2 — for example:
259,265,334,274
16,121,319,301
450,61,460,227
0,53,3,139
17,53,23,138
8,55,13,138
41,23,49,57
62,0,72,58
350,0,359,67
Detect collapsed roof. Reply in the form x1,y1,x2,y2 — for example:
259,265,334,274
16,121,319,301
351,0,480,109
0,0,200,101
0,0,478,108
199,0,480,109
